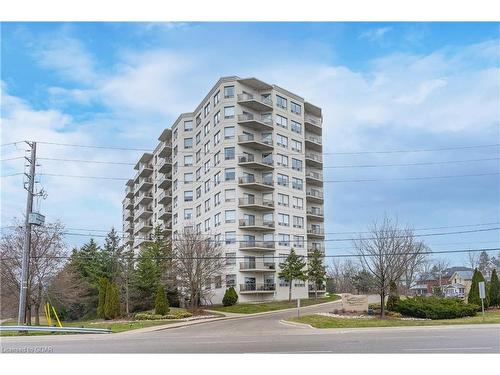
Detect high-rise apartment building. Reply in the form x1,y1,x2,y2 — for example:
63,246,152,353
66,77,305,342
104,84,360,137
122,76,324,304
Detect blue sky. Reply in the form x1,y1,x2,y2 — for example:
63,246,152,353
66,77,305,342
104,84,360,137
1,22,499,265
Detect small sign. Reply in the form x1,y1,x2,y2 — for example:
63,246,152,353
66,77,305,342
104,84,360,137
28,213,45,226
479,281,486,299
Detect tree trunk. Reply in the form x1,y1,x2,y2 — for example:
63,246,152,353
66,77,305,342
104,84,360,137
34,304,40,326
288,282,292,302
125,276,130,316
26,305,32,325
380,292,385,319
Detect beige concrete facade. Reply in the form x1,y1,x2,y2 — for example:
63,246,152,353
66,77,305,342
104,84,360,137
122,76,324,304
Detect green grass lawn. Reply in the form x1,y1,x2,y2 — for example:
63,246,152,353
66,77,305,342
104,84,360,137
0,307,189,336
209,294,341,314
287,309,500,329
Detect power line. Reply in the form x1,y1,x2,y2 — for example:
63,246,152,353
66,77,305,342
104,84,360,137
1,247,499,262
30,140,500,155
0,156,25,162
1,172,24,178
4,221,498,236
0,141,24,147
38,157,136,166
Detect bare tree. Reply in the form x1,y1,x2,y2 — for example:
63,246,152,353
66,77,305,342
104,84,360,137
403,242,429,293
0,219,66,324
327,259,359,294
172,228,225,311
431,258,450,287
353,216,425,318
466,250,479,271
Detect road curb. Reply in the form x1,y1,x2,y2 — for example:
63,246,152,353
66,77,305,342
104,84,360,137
279,319,315,329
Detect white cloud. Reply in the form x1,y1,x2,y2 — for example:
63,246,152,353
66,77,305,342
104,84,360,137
359,26,393,42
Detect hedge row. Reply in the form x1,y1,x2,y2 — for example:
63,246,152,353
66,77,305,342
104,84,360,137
134,311,193,320
394,296,479,320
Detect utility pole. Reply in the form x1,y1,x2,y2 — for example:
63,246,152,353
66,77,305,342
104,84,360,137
17,141,36,326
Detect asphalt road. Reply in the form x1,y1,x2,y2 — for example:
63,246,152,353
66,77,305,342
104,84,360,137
1,298,499,354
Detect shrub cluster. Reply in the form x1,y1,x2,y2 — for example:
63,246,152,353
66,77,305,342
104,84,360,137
222,287,238,307
134,311,193,320
394,296,479,320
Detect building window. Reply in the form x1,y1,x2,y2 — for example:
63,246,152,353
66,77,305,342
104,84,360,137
291,120,302,134
292,177,303,190
226,253,236,265
204,161,210,173
214,171,221,186
214,276,222,289
184,155,193,166
214,91,220,105
292,196,303,209
292,158,302,171
204,103,210,117
276,154,288,167
276,114,288,129
214,212,221,226
214,192,221,206
214,151,220,166
196,131,201,145
184,191,193,202
293,216,304,229
196,186,202,199
278,233,290,246
278,213,290,227
293,235,304,248
224,86,234,98
173,128,178,140
291,101,301,115
196,114,201,126
291,139,302,152
196,205,201,218
214,111,220,125
276,134,288,148
276,95,287,109
277,174,289,187
184,172,193,184
196,150,201,163
225,189,236,202
184,208,193,220
226,274,236,288
214,130,221,145
224,126,235,139
184,120,193,131
224,106,235,119
224,147,235,160
225,231,236,244
204,122,210,136
204,180,211,193
277,193,289,207
225,210,236,223
184,138,193,149
205,198,211,212
204,218,211,231
195,167,201,181
204,141,210,154
225,168,235,181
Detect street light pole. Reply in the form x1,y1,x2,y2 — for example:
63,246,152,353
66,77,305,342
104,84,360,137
17,142,36,326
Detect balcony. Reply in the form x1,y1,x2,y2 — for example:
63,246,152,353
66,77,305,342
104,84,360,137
306,189,324,203
239,240,275,251
238,197,274,211
123,210,133,222
135,219,153,233
239,261,276,272
304,115,322,135
125,185,134,198
238,176,274,191
306,207,324,221
305,153,323,168
238,154,274,170
158,204,172,220
133,236,153,249
237,113,273,131
134,191,153,207
239,218,275,231
308,284,326,293
137,205,153,219
307,227,325,239
239,283,276,293
124,197,134,210
308,244,325,253
305,170,323,186
137,177,153,191
123,221,134,234
158,189,172,204
237,93,273,112
158,174,172,189
138,163,154,178
158,157,172,173
158,142,172,158
304,134,323,152
237,134,273,151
